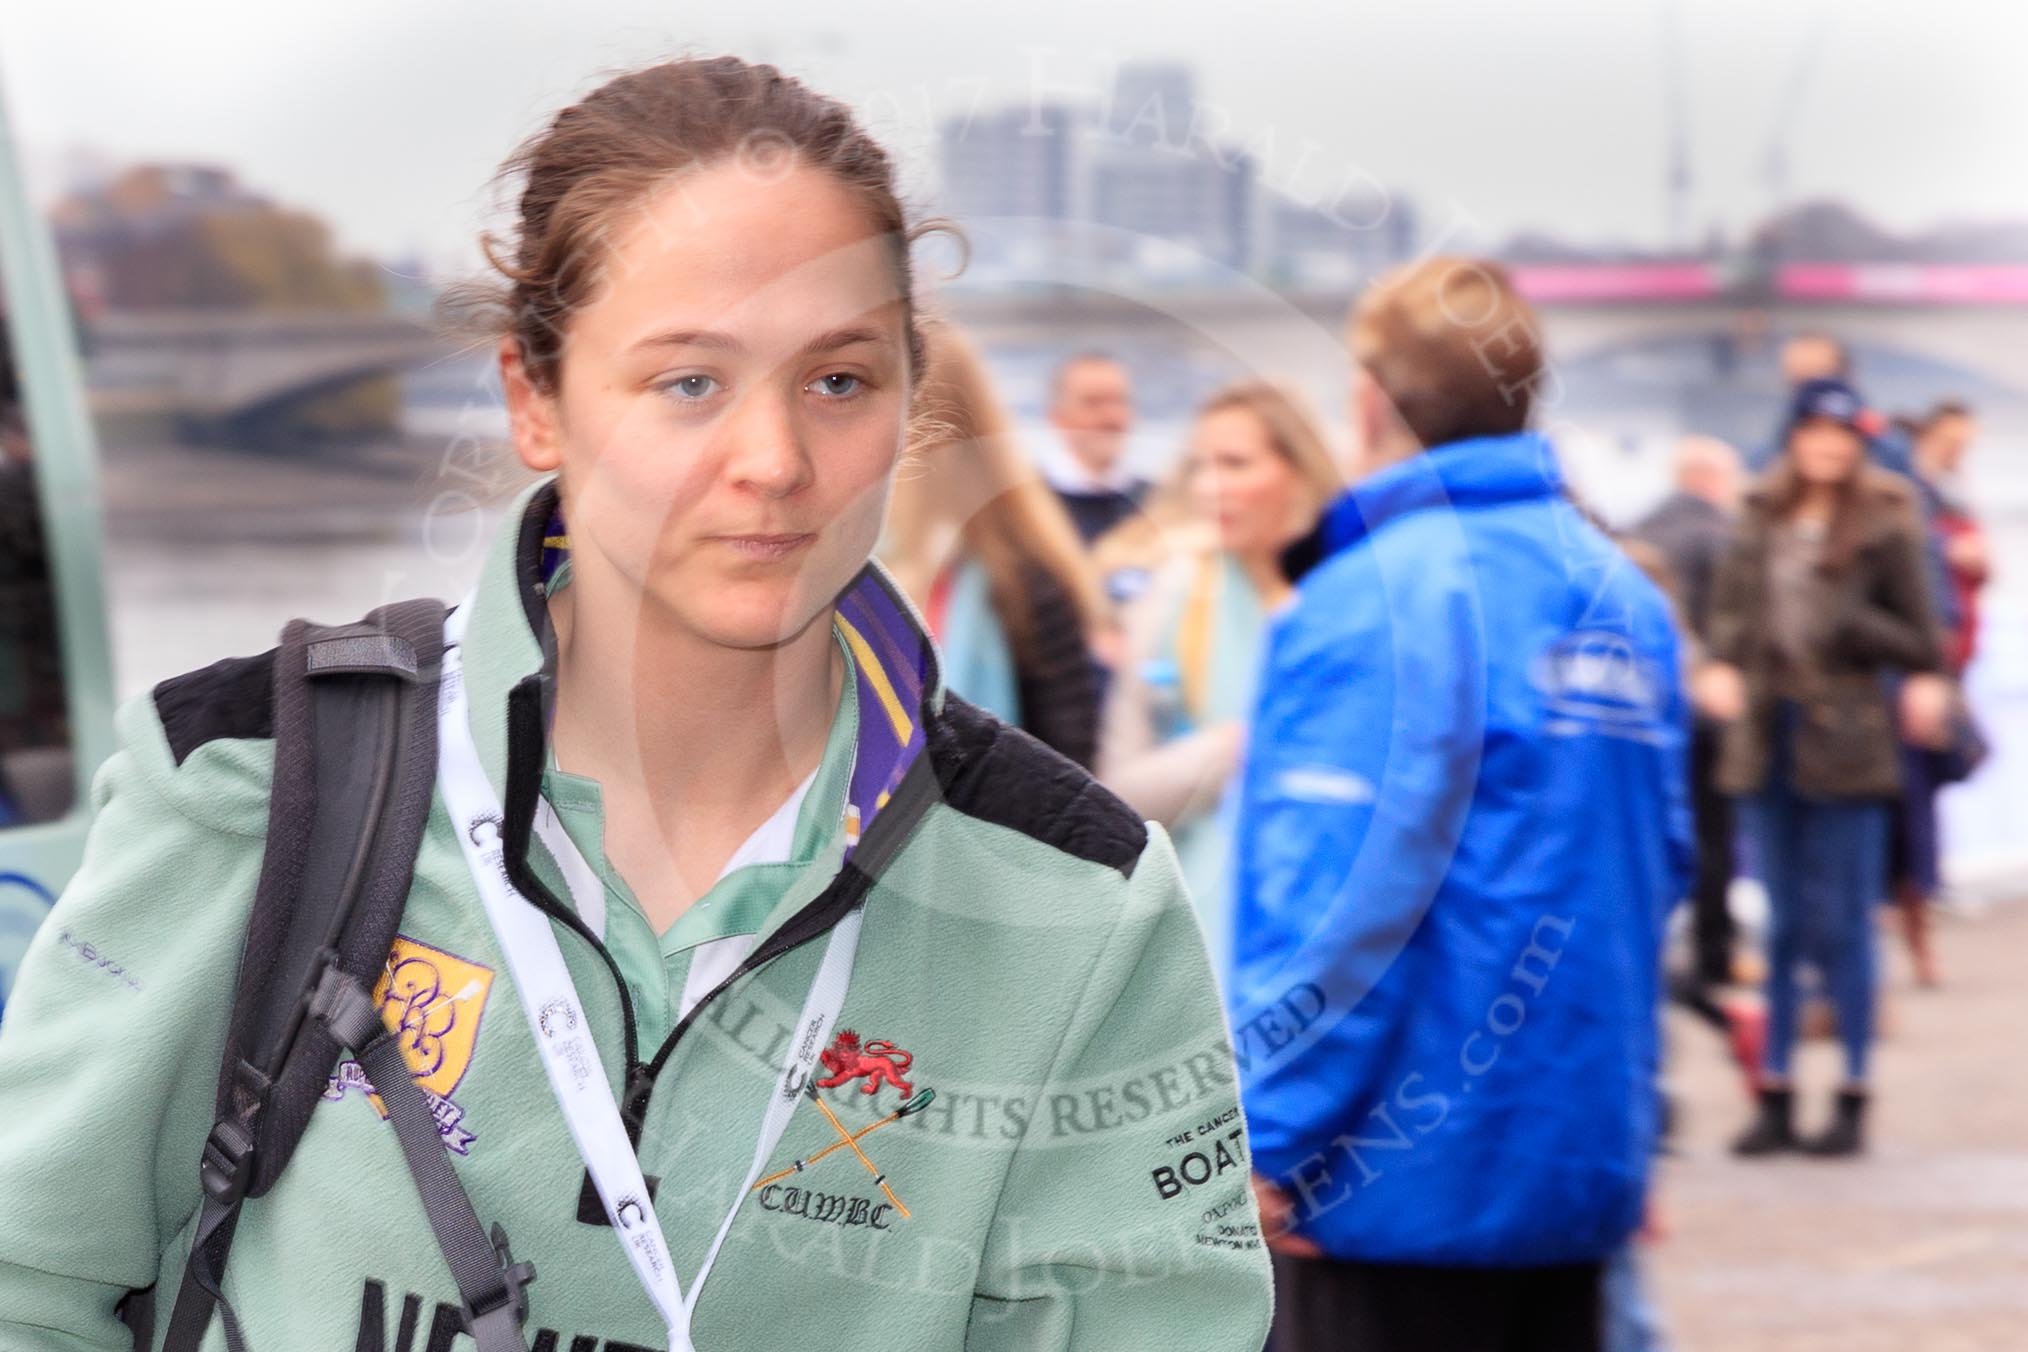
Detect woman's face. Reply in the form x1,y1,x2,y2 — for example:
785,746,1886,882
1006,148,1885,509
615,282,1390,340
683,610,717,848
1185,406,1307,557
505,159,911,651
1788,418,1865,489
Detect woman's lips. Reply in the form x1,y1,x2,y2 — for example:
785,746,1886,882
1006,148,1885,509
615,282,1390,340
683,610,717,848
714,532,816,563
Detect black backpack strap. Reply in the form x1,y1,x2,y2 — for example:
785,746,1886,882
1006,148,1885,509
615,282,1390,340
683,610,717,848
309,966,534,1352
161,600,533,1352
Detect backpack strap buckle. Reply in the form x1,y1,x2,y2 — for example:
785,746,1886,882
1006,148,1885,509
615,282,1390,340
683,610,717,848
306,961,383,1051
198,1118,256,1208
460,1224,536,1349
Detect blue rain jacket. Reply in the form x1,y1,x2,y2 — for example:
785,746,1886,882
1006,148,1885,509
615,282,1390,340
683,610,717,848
1229,431,1693,1266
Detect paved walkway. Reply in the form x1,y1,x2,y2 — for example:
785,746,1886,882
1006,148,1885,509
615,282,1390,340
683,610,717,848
1648,899,2028,1350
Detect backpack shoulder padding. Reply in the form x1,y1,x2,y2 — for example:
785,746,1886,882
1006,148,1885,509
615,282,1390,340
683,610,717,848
225,598,447,1193
153,649,277,766
927,694,1148,879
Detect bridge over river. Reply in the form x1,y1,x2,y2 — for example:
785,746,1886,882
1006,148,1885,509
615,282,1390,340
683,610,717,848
76,263,2028,432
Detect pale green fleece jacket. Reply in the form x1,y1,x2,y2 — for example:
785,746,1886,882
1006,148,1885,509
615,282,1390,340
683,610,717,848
0,476,1271,1352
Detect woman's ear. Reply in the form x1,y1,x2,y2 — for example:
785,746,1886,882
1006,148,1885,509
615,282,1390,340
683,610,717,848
500,335,563,473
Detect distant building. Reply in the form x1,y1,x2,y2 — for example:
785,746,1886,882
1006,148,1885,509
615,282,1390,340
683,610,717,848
1265,189,1419,291
936,63,1416,289
1088,63,1253,279
1106,64,1198,150
1088,139,1256,279
938,103,1090,281
940,103,1082,227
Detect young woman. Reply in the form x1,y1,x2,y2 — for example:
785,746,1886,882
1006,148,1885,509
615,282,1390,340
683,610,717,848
879,322,1108,767
0,58,1270,1351
1705,377,1948,1159
1096,382,1340,980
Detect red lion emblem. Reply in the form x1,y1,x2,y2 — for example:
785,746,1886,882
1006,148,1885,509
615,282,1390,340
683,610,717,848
815,1029,914,1099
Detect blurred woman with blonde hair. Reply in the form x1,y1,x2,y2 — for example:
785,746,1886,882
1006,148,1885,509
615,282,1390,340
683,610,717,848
1098,380,1342,976
881,321,1109,766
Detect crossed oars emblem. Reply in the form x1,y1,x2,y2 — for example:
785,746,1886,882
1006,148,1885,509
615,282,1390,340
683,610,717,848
752,1082,937,1220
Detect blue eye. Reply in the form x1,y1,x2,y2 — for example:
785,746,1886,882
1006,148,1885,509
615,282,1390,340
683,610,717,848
808,372,863,399
660,374,719,401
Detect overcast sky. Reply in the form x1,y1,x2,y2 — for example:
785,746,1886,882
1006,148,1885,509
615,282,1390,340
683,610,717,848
2,0,2019,275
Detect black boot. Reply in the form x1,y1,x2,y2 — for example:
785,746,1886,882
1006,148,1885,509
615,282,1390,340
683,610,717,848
1730,1085,1796,1157
1803,1087,1868,1157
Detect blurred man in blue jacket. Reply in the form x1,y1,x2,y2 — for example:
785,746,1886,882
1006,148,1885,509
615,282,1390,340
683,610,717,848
1230,258,1693,1352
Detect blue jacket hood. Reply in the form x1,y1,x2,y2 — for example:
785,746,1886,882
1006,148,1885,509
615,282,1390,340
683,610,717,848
1319,432,1567,556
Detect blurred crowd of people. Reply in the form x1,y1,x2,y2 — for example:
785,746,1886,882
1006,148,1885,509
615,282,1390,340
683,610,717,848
878,259,1993,1352
1636,335,1990,1174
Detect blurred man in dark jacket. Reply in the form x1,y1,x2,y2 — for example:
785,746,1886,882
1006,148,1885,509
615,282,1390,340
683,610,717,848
1633,437,1744,993
1635,437,1742,640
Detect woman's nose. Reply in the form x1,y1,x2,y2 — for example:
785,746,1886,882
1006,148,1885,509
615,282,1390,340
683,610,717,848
726,391,815,498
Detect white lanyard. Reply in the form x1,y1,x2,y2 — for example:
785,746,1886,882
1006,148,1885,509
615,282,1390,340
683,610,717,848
437,605,862,1348
531,798,606,940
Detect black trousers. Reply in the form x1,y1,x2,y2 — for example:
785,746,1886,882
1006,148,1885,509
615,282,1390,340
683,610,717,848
1689,719,1736,986
1267,1253,1605,1352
